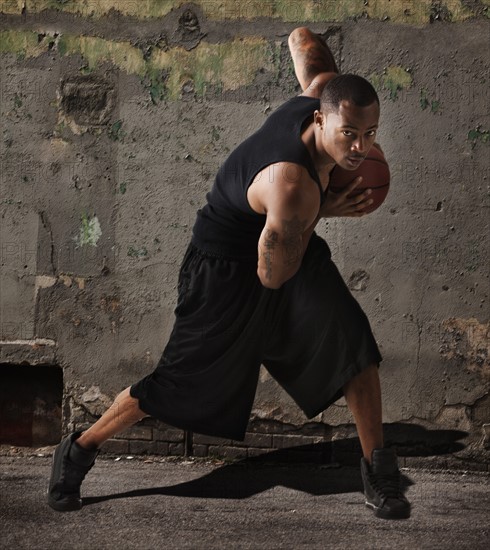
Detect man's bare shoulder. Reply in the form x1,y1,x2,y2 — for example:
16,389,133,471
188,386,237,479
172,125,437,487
247,162,320,216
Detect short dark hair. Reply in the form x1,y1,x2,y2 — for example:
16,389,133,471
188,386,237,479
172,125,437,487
320,74,379,113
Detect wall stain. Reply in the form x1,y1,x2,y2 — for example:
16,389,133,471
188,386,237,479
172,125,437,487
440,318,490,381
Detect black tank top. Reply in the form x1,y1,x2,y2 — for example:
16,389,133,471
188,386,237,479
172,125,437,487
191,95,325,261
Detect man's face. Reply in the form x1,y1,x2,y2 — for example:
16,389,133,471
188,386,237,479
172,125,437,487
321,100,380,170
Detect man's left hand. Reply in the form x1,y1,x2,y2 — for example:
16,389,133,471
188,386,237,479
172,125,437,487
320,177,374,218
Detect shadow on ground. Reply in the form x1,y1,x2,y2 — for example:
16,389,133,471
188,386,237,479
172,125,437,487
82,460,369,506
82,424,467,507
382,423,468,456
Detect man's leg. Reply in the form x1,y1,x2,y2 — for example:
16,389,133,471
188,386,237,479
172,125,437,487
76,386,149,450
342,362,383,464
343,363,411,519
48,386,148,511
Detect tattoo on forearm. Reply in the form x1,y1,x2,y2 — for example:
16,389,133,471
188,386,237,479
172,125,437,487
282,216,307,265
292,29,338,82
260,217,307,280
263,228,278,280
304,51,330,81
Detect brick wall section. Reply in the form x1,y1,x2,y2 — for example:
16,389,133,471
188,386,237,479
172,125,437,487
51,385,490,470
90,416,363,465
106,420,188,457
69,399,357,463
82,416,490,472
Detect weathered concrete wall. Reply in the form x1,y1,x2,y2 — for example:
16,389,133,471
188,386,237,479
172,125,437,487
0,1,488,466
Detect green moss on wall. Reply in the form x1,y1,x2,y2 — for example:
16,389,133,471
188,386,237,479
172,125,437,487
1,0,478,24
148,37,273,99
420,88,442,113
74,212,102,247
370,66,413,101
0,0,24,14
27,0,176,18
0,30,273,101
468,127,490,147
0,30,49,59
57,34,146,74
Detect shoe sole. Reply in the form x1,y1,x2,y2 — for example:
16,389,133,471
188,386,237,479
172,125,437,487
47,494,82,512
365,501,411,520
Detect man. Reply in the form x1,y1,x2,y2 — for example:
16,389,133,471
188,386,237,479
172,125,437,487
48,27,411,520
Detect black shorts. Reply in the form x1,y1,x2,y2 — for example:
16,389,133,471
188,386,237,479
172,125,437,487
129,233,382,440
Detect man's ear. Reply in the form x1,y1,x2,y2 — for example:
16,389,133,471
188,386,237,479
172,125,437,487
313,109,324,129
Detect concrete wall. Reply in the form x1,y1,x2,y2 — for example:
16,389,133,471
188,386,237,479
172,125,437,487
0,1,488,466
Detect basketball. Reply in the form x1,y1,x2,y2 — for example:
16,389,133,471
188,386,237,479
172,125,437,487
329,146,390,214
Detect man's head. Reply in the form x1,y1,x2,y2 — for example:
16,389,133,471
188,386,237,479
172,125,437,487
314,74,380,170
320,73,379,114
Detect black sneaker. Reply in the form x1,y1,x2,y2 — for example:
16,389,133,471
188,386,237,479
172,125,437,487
47,431,99,512
361,448,411,519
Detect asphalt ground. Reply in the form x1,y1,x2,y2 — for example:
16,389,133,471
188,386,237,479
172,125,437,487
1,454,489,549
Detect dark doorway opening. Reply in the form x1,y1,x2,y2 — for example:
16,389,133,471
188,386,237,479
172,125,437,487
0,364,63,446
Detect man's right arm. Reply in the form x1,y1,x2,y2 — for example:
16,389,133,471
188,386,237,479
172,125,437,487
255,166,376,288
256,164,320,289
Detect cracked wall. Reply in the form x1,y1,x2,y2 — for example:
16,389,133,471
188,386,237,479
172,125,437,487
0,0,489,463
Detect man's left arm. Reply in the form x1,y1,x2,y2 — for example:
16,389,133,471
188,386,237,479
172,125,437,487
288,26,339,92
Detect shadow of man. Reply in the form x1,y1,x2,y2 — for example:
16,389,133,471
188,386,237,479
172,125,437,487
82,425,466,507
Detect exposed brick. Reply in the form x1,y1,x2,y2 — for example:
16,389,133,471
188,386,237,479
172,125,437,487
272,434,324,449
144,422,177,431
192,434,231,446
246,432,273,447
230,433,273,448
191,444,209,457
100,438,129,455
129,439,152,454
288,423,331,438
125,440,169,456
114,425,152,441
153,428,185,443
140,418,159,428
147,441,170,455
208,446,248,460
248,420,331,438
168,443,185,456
331,426,358,440
248,419,291,434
